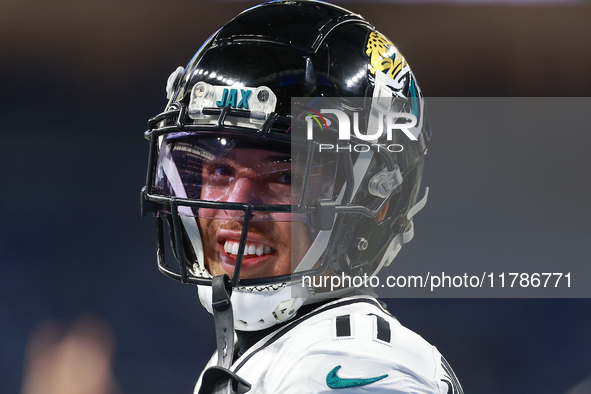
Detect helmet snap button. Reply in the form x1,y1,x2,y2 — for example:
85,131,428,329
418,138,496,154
257,89,270,102
357,237,369,251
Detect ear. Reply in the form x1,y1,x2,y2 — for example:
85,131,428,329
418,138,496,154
375,201,390,223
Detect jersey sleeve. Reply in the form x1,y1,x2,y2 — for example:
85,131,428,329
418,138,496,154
433,353,464,394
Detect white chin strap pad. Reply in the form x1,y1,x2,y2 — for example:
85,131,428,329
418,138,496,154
198,284,308,331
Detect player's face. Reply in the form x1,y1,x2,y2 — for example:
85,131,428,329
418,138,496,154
197,148,312,279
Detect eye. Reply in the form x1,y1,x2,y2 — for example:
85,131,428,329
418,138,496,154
202,162,235,187
204,162,234,178
275,172,291,184
211,165,233,177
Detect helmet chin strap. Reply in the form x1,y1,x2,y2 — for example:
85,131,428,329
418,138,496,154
198,275,251,394
211,275,235,369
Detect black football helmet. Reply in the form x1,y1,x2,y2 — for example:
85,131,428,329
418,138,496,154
141,0,430,332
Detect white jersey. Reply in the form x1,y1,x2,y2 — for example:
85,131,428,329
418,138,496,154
195,295,462,394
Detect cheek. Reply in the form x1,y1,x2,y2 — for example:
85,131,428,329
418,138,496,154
198,207,217,219
197,218,214,251
286,222,313,264
198,218,225,276
202,187,225,202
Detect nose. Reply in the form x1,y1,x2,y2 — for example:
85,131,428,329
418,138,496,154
226,175,265,205
221,175,265,220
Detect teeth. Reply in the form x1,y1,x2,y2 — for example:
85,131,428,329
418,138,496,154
223,240,273,257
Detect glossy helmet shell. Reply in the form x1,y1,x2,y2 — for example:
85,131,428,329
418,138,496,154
143,0,430,329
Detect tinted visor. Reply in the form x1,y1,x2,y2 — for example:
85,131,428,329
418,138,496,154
152,135,337,221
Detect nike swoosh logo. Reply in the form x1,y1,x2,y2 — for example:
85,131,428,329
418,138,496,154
326,365,388,389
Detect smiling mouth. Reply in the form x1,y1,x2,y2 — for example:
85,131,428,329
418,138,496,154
223,240,274,257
